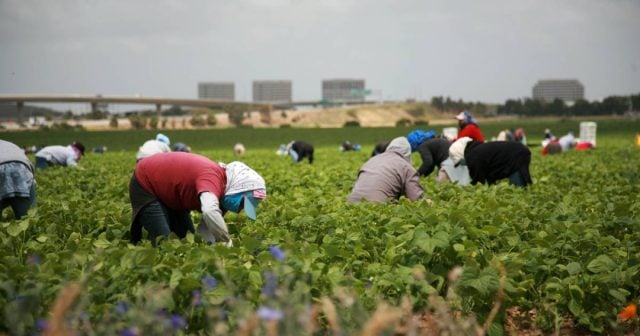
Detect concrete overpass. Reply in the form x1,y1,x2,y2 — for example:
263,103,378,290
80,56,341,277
0,94,273,124
0,94,379,124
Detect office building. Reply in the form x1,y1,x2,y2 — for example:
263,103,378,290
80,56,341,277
198,82,235,101
532,79,584,103
252,80,292,103
322,79,366,103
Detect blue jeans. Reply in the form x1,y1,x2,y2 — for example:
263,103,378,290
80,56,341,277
0,184,37,220
35,157,49,169
508,171,526,187
137,201,194,245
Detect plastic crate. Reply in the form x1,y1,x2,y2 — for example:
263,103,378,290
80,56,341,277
443,127,458,141
579,121,597,147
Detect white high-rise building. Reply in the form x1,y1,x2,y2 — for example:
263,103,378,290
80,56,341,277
252,80,292,104
322,79,366,103
532,79,584,103
198,82,235,101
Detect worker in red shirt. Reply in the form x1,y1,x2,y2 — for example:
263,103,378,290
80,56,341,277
455,111,484,142
129,152,266,246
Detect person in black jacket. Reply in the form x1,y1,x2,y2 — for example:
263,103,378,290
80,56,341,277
370,140,390,157
287,140,314,164
449,137,532,187
407,130,450,177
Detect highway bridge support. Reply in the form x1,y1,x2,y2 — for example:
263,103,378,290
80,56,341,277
16,101,23,125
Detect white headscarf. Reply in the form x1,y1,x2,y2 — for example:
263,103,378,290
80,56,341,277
449,137,473,165
386,136,412,162
222,161,266,195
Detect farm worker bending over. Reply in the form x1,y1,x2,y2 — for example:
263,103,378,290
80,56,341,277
455,111,484,142
370,140,390,157
0,140,36,220
129,152,267,246
136,133,171,161
287,140,314,164
542,132,575,156
449,137,532,187
347,137,424,203
173,142,191,153
35,141,85,169
407,130,451,177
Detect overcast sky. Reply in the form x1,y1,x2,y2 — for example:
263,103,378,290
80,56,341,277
1,0,639,107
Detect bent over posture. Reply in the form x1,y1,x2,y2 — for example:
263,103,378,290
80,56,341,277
1,140,36,220
35,142,85,169
407,130,450,177
449,137,532,187
287,140,314,164
348,137,424,203
129,152,266,245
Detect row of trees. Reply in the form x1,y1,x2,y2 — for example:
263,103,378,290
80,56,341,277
123,113,218,130
430,96,489,116
496,94,640,116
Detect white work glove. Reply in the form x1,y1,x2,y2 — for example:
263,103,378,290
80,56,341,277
199,192,231,244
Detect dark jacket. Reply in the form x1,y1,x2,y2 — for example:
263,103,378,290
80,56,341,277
292,141,314,164
464,141,532,186
371,140,390,157
416,138,450,176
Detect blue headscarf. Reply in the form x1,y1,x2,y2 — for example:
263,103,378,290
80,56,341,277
407,130,436,152
156,133,170,145
456,111,477,125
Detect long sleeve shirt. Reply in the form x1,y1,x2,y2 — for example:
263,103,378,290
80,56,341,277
457,124,485,142
197,192,231,244
348,150,423,203
416,138,451,177
35,145,79,167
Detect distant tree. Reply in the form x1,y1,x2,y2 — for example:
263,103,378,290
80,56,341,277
472,102,488,116
161,118,168,128
206,113,217,126
87,110,107,120
149,116,159,129
109,114,118,128
63,111,73,120
395,118,412,127
407,104,426,118
546,99,566,116
190,113,206,127
128,114,147,129
225,105,247,127
571,99,592,116
163,105,186,116
600,96,627,115
431,96,444,111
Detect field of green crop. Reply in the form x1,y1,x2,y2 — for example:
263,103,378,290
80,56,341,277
1,120,640,335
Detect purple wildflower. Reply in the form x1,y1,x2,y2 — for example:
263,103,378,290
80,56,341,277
201,274,217,290
36,319,48,331
261,272,278,298
170,314,186,329
27,254,42,265
115,301,128,314
257,306,283,321
192,290,202,307
119,327,139,336
269,245,286,261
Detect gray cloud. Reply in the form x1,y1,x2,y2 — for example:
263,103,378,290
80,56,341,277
1,0,638,105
